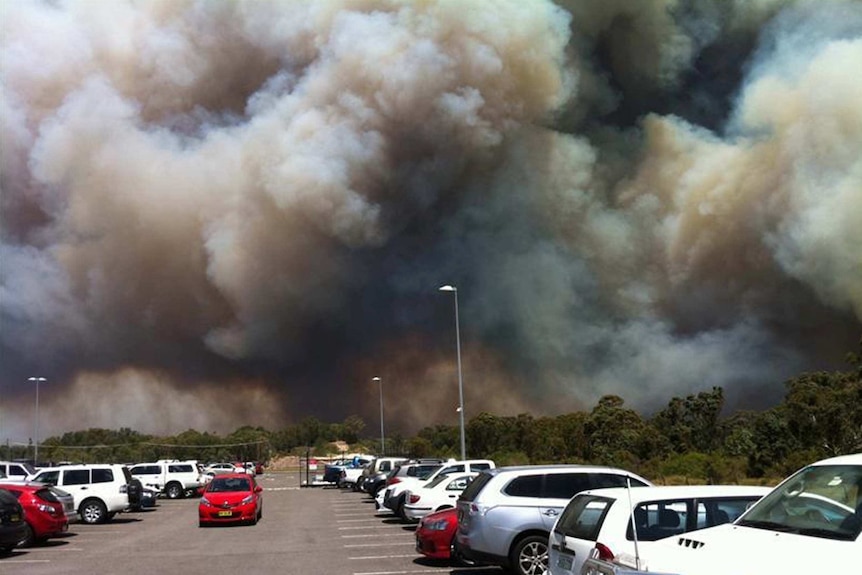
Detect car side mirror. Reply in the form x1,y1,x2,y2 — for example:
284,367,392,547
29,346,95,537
255,486,263,493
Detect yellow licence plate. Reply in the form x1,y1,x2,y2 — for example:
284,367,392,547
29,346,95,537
217,511,233,517
10,514,21,522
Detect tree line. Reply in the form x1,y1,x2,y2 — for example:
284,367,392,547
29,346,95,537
5,339,860,483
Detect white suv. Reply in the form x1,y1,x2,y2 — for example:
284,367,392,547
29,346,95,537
28,464,133,524
455,465,652,575
130,460,204,499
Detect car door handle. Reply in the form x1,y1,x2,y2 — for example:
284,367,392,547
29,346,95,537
543,509,558,516
81,486,88,490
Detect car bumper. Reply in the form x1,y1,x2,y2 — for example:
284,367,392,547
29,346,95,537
415,530,453,560
199,503,258,525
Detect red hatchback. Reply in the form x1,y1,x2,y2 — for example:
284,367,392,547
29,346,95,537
0,483,68,546
198,473,262,527
415,507,466,563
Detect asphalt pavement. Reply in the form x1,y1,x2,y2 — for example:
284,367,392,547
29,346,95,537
1,471,502,575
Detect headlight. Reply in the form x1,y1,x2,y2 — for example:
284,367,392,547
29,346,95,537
200,497,214,507
425,519,450,531
241,494,254,505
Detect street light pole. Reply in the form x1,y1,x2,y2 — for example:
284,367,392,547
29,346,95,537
438,285,466,461
372,377,385,456
28,377,46,465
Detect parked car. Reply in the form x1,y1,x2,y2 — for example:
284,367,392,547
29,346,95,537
592,453,862,575
0,461,37,481
28,464,134,524
415,507,470,563
376,460,444,512
0,482,72,546
385,459,495,520
324,456,372,485
549,484,771,575
0,488,26,554
129,460,205,499
203,462,244,475
360,457,409,494
403,472,478,522
198,473,263,527
455,465,652,575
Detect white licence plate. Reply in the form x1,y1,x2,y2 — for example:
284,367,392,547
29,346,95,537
557,553,574,571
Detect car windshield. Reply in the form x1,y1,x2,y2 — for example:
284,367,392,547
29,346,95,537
738,464,862,541
209,477,251,492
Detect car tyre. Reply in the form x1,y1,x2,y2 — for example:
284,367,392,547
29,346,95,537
510,534,548,575
165,482,184,499
21,522,35,547
79,498,108,524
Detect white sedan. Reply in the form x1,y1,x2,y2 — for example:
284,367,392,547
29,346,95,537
402,472,477,521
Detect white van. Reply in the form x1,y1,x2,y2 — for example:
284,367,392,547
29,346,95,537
28,464,133,524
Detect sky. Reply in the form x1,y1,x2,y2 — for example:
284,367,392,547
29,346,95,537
1,0,861,444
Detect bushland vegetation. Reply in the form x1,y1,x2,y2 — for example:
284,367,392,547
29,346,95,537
6,340,860,484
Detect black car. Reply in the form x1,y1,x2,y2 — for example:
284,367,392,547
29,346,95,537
0,488,27,554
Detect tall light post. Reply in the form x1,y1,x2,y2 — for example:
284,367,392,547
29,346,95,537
372,377,385,455
438,285,466,461
28,377,46,465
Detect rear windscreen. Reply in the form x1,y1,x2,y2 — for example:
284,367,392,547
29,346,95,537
555,495,613,540
458,471,494,502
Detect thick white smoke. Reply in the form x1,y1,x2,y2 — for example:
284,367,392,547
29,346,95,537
1,0,860,441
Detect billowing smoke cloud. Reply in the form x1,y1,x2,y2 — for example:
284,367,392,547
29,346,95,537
1,0,860,443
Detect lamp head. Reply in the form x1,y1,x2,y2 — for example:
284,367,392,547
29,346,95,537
438,285,456,292
372,376,381,382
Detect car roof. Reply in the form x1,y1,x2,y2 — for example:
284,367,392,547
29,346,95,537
576,484,773,503
491,464,644,475
809,452,862,466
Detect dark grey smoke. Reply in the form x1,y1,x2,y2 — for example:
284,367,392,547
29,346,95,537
1,0,860,442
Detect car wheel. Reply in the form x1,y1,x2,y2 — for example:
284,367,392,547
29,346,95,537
165,482,184,499
79,498,108,524
511,535,548,575
21,522,35,547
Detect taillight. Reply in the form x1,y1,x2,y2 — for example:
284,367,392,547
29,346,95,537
409,494,420,504
595,542,614,561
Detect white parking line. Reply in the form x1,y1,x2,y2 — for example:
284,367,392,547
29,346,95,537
354,570,444,575
350,554,418,560
344,543,416,548
1,559,52,564
338,525,408,530
337,518,392,523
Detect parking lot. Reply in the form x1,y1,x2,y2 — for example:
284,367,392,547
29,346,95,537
2,472,500,575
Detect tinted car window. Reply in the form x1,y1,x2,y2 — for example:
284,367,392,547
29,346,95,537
459,471,494,502
556,495,613,539
34,470,59,486
440,464,466,475
505,474,543,497
133,465,160,475
36,488,60,504
169,464,193,473
544,473,592,499
92,468,114,483
63,469,90,485
591,473,648,489
472,463,492,471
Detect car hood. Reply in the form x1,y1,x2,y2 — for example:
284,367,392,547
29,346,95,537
643,523,860,575
203,491,253,504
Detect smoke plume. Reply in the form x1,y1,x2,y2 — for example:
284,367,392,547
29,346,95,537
1,0,860,442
